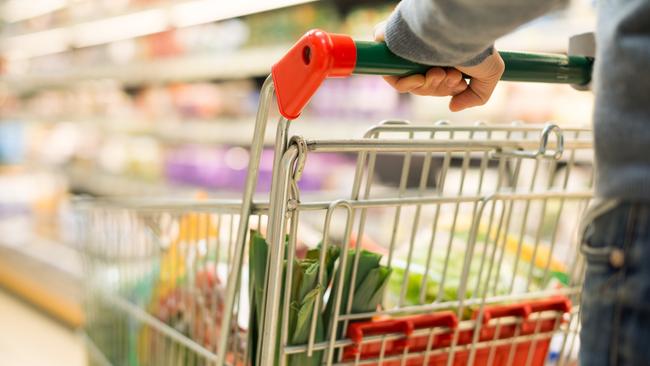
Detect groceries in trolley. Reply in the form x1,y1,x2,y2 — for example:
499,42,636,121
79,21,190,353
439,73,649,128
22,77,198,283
248,230,391,365
94,212,571,366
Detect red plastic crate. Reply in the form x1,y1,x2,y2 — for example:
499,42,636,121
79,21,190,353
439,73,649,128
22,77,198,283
343,296,570,366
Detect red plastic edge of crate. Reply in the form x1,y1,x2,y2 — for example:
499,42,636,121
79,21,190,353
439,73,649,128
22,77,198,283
342,296,572,365
476,303,532,324
271,29,356,119
344,312,457,359
346,319,413,356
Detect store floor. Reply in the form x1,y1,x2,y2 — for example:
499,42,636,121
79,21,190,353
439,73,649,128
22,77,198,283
0,289,86,366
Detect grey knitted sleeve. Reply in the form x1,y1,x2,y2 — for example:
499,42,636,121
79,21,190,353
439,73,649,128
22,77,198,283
384,0,569,66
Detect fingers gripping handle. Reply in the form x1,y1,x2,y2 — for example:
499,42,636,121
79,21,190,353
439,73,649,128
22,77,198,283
271,29,594,119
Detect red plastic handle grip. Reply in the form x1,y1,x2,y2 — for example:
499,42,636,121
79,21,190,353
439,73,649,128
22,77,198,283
528,296,572,314
405,312,459,351
345,312,459,358
521,296,572,334
476,303,532,324
271,29,356,119
347,319,414,343
409,312,458,330
346,319,413,355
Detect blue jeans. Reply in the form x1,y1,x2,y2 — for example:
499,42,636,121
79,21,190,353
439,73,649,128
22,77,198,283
580,202,650,366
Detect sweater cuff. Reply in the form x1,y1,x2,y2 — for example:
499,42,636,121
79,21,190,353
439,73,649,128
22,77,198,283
385,7,493,67
460,46,494,67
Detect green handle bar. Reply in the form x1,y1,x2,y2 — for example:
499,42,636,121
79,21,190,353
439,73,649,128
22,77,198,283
271,31,595,119
354,41,593,85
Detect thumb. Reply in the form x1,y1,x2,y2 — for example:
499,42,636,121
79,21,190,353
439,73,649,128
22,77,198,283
450,52,504,111
449,77,495,111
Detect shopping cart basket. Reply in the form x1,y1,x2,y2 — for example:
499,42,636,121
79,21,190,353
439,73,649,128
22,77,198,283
79,30,595,366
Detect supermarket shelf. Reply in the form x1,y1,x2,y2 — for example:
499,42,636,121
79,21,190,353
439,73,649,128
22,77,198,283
64,165,355,200
65,166,193,197
27,116,379,145
2,0,68,23
2,45,289,94
1,0,316,56
147,117,378,145
0,237,84,328
65,165,257,198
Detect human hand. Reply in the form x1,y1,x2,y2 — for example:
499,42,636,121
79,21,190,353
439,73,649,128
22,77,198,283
374,21,505,112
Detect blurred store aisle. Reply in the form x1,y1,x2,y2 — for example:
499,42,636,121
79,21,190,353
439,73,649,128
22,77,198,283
0,290,85,366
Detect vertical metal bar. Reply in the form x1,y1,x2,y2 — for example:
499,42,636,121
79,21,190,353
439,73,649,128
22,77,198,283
525,159,557,290
217,75,274,366
437,131,470,303
338,215,358,363
421,141,452,304
542,131,578,285
566,312,580,363
214,214,222,269
399,128,432,306
279,208,300,366
324,201,354,366
477,195,509,300
210,214,221,354
228,213,235,265
478,196,503,298
408,125,439,305
422,326,437,365
378,336,388,364
416,128,438,305
558,308,579,366
486,320,503,365
467,198,507,365
494,131,524,291
169,336,177,366
390,131,415,245
472,132,505,299
258,116,293,364
186,212,197,354
390,131,415,303
508,156,539,293
504,319,523,366
350,143,377,265
445,196,489,366
258,146,299,366
567,201,589,286
306,208,329,357
400,341,410,366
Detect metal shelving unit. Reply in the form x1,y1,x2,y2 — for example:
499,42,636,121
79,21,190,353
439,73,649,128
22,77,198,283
1,0,317,56
1,45,290,94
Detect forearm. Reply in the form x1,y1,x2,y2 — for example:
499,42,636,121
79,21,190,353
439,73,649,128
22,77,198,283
385,0,568,66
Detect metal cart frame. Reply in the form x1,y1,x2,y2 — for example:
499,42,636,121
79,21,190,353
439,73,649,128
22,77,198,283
80,30,594,366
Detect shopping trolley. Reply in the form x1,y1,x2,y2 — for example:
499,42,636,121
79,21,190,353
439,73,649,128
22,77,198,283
79,30,595,366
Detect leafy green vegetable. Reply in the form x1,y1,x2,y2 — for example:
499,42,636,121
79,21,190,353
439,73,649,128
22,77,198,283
306,245,340,286
324,249,392,339
249,231,269,327
386,238,558,319
248,232,343,366
287,285,325,365
248,230,269,364
352,266,392,313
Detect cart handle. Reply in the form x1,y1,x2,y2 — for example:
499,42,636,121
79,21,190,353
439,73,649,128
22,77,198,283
271,29,594,119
